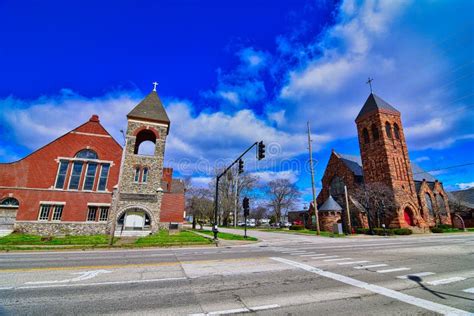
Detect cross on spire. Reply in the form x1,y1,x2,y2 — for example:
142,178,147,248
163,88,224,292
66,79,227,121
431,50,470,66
152,81,159,92
366,77,374,93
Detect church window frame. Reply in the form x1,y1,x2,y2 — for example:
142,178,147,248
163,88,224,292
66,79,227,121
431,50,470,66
83,162,98,191
425,193,434,217
54,160,70,189
97,164,110,191
134,167,141,183
0,197,19,207
68,161,84,190
75,149,99,160
371,124,380,141
142,167,149,183
99,207,109,221
385,122,393,139
38,202,65,221
394,123,400,139
362,128,370,144
87,206,98,221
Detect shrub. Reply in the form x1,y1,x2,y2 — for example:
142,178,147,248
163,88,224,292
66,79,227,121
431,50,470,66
431,227,443,233
437,224,452,230
393,228,412,235
356,228,369,234
289,225,304,230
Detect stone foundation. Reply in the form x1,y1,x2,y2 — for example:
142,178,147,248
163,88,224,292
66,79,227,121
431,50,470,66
14,221,108,236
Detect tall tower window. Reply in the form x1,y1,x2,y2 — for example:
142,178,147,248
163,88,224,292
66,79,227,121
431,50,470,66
69,162,84,190
393,123,400,139
55,160,69,189
134,167,140,182
385,122,392,138
362,128,370,144
371,124,379,141
425,193,434,217
142,168,149,183
83,163,98,190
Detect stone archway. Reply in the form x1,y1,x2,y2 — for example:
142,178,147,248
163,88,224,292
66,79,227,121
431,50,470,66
403,207,415,227
116,207,153,233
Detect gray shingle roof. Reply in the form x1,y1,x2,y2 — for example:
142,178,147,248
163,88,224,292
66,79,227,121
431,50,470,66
356,93,400,121
127,91,170,124
319,195,343,212
449,188,474,208
335,152,437,183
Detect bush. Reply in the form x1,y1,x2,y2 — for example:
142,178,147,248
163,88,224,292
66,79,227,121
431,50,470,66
372,228,395,236
355,228,369,234
289,225,304,230
393,228,412,235
437,224,452,230
431,227,443,233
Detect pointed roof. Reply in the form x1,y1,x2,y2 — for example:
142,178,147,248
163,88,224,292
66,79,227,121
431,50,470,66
356,93,400,121
319,195,343,212
127,91,170,125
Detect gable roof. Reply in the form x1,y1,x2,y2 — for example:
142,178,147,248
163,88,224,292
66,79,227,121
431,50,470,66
127,91,170,125
319,195,343,212
356,93,400,121
449,188,474,208
333,151,437,182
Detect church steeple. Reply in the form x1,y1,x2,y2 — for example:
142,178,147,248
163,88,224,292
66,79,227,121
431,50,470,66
356,93,400,122
127,90,170,126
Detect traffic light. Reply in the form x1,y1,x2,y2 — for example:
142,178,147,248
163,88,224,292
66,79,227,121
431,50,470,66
238,159,244,174
243,197,250,217
257,141,265,160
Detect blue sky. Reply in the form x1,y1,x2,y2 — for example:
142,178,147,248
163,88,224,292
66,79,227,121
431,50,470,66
1,0,473,205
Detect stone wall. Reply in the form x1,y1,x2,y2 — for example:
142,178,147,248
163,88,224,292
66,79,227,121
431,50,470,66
15,221,107,236
319,211,341,232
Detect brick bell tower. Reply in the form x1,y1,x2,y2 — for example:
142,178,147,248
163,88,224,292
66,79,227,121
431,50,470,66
355,93,424,228
109,85,170,235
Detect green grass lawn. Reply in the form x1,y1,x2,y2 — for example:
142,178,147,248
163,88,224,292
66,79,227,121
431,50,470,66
258,228,345,237
195,229,258,241
0,233,112,245
134,230,212,246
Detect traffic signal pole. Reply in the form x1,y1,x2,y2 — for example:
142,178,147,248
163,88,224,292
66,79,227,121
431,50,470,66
213,141,264,240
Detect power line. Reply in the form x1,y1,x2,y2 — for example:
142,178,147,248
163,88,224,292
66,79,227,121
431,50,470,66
413,162,474,175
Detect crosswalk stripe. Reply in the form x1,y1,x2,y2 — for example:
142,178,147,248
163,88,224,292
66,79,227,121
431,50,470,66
311,255,338,260
397,272,435,279
354,264,388,269
377,267,411,273
324,258,352,262
427,277,466,286
300,254,320,257
463,287,474,294
337,260,370,266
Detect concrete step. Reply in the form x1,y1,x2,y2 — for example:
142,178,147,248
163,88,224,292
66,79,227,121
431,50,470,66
114,230,152,237
0,229,13,237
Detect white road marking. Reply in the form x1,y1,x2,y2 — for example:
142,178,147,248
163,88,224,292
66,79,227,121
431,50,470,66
397,272,435,279
354,264,388,270
337,261,370,266
324,258,352,262
189,304,280,315
311,255,339,260
377,267,411,274
25,270,112,285
271,257,473,316
300,254,319,257
463,287,474,294
1,277,187,290
427,277,466,286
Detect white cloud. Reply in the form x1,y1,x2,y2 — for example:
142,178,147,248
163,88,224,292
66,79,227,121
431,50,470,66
456,182,474,190
251,170,299,184
414,156,430,163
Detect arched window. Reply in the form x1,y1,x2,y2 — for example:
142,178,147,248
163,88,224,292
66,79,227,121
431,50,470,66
371,124,379,141
362,128,370,144
75,149,98,159
425,193,434,217
329,176,345,196
436,194,447,215
393,123,400,139
385,122,392,139
142,168,149,183
1,197,19,207
134,167,140,182
134,130,156,155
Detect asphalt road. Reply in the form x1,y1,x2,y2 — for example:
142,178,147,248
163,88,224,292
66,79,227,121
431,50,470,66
0,229,473,315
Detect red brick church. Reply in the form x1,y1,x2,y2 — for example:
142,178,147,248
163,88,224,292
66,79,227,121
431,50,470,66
0,89,185,236
312,93,452,232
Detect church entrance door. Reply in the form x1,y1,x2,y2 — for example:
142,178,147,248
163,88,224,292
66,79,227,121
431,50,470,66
124,211,145,230
403,208,414,226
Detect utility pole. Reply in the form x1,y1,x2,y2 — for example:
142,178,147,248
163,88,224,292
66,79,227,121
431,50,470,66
307,121,320,235
344,185,352,234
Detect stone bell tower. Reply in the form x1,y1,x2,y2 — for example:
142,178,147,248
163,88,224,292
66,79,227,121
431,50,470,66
355,93,423,228
109,86,170,235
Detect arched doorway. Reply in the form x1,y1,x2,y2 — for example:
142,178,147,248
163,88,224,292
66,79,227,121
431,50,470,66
117,208,151,231
403,207,415,226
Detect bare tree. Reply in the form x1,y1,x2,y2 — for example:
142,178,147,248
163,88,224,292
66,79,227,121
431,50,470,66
210,168,258,226
266,179,300,223
186,187,214,229
353,182,397,229
251,205,268,225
